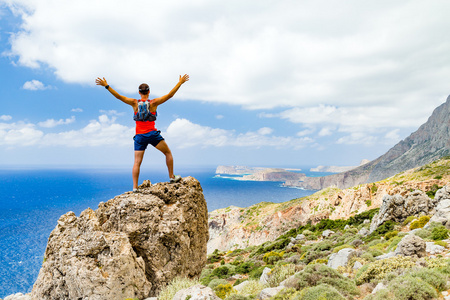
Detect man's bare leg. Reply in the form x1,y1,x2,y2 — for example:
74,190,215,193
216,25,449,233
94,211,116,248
155,140,174,179
133,150,145,190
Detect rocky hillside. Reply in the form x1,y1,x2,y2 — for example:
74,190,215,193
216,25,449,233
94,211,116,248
208,157,450,253
158,184,450,300
289,95,450,190
20,177,209,300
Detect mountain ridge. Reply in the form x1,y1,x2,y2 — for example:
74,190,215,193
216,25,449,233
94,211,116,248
287,95,450,190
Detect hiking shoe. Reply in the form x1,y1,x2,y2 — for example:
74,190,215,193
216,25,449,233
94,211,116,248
133,188,139,193
170,175,182,183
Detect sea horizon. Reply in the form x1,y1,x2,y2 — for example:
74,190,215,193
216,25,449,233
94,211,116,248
0,165,332,297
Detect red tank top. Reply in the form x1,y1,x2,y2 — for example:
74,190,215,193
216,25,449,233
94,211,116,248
135,99,157,134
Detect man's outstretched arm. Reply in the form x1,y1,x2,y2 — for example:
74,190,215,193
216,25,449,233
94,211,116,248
152,74,189,107
95,77,136,107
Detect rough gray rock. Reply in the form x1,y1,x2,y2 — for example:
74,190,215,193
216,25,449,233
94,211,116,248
426,242,445,255
234,280,252,291
322,230,335,237
31,177,209,300
430,186,450,227
259,267,272,285
173,285,220,300
370,191,432,233
358,227,369,236
327,248,355,269
395,234,426,258
372,282,387,294
258,286,284,299
353,261,363,270
430,199,450,227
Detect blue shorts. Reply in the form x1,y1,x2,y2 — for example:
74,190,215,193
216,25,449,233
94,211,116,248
134,130,164,151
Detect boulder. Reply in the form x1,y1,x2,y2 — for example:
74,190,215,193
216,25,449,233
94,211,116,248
430,199,450,227
258,286,284,299
426,242,445,255
259,267,272,285
353,261,363,270
233,280,252,292
327,248,355,269
370,191,432,233
358,228,369,236
375,252,396,260
322,230,335,237
31,177,209,300
395,234,426,258
173,285,220,300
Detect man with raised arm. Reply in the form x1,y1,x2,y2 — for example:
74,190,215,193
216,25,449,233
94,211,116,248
95,74,189,192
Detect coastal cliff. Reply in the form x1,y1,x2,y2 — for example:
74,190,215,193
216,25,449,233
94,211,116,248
31,177,209,300
289,95,450,190
208,157,450,253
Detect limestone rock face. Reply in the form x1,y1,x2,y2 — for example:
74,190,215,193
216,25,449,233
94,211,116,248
31,177,209,300
327,248,355,269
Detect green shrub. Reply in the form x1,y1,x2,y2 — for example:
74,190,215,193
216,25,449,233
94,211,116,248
332,244,353,253
374,220,396,235
434,240,448,247
409,268,447,291
230,280,265,297
355,256,416,284
212,265,235,278
293,283,346,300
402,216,416,226
235,261,257,274
364,288,393,300
224,294,249,300
426,184,442,198
386,236,402,252
409,216,430,230
263,251,284,264
208,249,224,263
371,183,378,194
248,265,272,280
271,288,298,300
431,225,449,240
267,263,297,287
208,278,229,290
384,231,398,240
284,264,358,297
215,283,234,299
158,277,200,300
414,228,432,240
387,274,438,300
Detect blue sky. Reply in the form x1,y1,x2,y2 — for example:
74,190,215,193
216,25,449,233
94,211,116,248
1,0,450,170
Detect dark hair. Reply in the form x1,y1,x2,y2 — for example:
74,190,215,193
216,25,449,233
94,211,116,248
139,83,150,95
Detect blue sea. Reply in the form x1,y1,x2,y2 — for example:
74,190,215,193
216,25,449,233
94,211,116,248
0,166,328,297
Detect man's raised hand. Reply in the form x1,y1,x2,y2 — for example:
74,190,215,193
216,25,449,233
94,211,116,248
95,77,108,87
179,74,189,84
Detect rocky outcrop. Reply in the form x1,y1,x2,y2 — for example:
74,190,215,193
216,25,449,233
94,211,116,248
369,190,434,233
291,95,450,190
31,177,209,300
429,185,450,227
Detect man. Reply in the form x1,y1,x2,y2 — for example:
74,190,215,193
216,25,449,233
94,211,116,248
95,74,189,192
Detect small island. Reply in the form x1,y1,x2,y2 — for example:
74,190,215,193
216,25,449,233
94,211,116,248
216,165,306,182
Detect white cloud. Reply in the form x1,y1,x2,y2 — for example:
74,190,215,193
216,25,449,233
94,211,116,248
0,115,133,147
3,0,450,114
318,127,333,137
71,108,83,112
0,115,12,121
165,118,313,149
22,79,51,90
215,115,224,120
42,115,133,147
336,132,378,146
38,116,75,128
